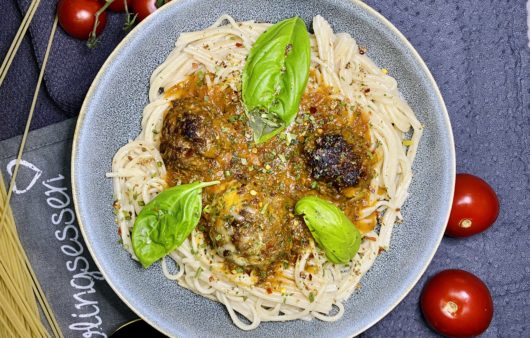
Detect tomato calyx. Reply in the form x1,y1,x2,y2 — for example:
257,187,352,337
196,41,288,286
86,0,140,48
442,301,459,317
459,218,472,229
124,10,138,31
87,1,114,48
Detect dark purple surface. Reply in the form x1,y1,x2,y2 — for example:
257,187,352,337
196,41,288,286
0,0,529,337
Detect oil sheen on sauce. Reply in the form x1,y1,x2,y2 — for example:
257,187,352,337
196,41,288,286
159,73,378,286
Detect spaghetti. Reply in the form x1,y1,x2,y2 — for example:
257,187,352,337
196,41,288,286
0,13,63,338
108,15,422,330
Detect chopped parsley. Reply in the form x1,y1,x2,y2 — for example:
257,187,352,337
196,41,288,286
197,70,205,85
402,139,413,146
228,115,241,123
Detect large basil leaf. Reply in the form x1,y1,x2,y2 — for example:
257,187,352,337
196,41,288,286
132,181,219,268
242,17,311,143
295,196,362,264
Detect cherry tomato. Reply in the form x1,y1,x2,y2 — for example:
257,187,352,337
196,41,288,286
446,173,499,237
131,0,170,21
131,0,157,22
57,0,107,40
108,0,131,12
421,269,493,337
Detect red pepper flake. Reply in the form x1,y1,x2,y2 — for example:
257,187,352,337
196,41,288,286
235,42,243,48
363,88,371,94
378,247,386,254
117,227,122,236
192,63,198,69
309,106,317,114
359,47,366,55
365,236,377,241
266,287,272,294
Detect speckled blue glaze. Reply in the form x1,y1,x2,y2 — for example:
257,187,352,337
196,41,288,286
72,1,455,337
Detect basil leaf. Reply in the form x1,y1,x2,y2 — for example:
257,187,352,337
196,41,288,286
295,196,361,264
132,181,219,268
242,16,311,143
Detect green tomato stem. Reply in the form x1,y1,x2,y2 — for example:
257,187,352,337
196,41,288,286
87,0,114,49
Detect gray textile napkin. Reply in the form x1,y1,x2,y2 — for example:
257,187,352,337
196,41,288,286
0,119,136,338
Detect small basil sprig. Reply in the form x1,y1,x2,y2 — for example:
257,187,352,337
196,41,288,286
242,17,311,143
295,196,362,264
132,181,219,268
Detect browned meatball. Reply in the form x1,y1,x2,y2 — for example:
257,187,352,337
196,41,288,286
304,134,365,188
159,98,224,180
203,181,305,270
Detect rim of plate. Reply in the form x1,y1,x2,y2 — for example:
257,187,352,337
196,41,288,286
71,1,456,337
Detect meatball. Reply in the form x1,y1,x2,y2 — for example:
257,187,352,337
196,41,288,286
305,134,364,188
159,98,222,176
203,181,301,270
180,112,203,141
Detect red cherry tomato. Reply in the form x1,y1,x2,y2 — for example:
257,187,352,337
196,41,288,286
131,0,170,21
131,0,157,22
108,0,131,12
57,0,107,40
421,269,493,337
446,173,499,237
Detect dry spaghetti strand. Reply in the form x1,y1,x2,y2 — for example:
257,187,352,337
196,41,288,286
0,174,53,337
0,0,41,87
0,14,64,338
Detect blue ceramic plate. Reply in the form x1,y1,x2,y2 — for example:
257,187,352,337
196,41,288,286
72,1,455,337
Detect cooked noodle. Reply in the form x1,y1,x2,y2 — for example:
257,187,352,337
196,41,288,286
107,15,422,330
